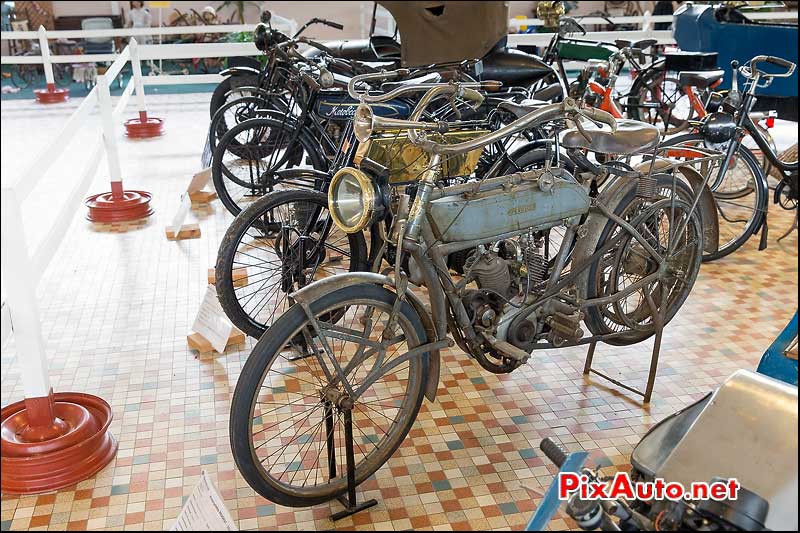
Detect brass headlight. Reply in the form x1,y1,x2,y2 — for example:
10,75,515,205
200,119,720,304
328,167,380,233
353,104,374,143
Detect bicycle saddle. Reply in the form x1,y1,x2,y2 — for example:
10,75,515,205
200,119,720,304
678,69,724,89
615,38,657,51
562,119,660,155
497,99,549,119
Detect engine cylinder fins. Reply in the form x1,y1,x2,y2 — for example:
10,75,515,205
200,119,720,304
465,251,512,297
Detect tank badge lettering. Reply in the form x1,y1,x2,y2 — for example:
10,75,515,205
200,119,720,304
508,203,537,216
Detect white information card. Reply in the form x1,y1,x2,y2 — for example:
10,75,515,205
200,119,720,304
168,191,192,235
171,470,237,531
192,285,234,353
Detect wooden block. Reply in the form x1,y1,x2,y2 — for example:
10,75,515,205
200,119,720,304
189,190,218,205
787,346,798,361
207,267,248,287
166,224,201,241
187,327,246,354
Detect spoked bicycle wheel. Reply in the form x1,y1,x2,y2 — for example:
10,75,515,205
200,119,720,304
230,283,429,507
661,134,768,261
216,189,368,338
584,175,703,345
208,94,274,155
211,115,328,216
628,70,695,134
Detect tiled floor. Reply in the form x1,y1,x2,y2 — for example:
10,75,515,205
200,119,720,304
1,93,798,531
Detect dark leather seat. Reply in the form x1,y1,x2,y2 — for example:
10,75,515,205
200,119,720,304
678,69,724,88
562,119,661,155
615,38,657,51
497,99,548,118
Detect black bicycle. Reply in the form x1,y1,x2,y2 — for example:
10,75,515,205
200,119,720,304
661,55,797,261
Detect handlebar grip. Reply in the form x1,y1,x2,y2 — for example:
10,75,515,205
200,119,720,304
324,20,344,30
480,80,503,92
540,438,569,468
764,55,796,73
461,87,485,108
581,106,618,132
749,55,796,78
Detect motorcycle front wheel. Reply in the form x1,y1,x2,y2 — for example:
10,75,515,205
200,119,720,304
230,283,428,507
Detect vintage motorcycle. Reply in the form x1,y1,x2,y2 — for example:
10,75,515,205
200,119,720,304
228,74,706,506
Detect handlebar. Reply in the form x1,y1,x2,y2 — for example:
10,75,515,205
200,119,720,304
740,55,796,79
347,68,501,103
318,18,344,30
394,96,616,156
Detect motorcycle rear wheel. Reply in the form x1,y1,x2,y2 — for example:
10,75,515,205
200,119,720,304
583,175,702,345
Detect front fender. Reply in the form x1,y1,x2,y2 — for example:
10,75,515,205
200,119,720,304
291,273,441,403
219,65,261,78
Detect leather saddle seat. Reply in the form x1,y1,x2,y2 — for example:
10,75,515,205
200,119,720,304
562,118,661,155
678,69,724,89
615,38,658,51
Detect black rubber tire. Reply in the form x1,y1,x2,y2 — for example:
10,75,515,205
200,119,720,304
208,95,271,156
660,133,768,262
211,116,328,217
209,74,259,119
583,175,702,345
230,283,428,507
216,189,368,338
627,67,689,132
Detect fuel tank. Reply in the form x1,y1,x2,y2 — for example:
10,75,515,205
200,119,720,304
426,172,589,243
315,91,411,121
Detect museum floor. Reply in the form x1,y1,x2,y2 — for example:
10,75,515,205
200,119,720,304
1,93,798,531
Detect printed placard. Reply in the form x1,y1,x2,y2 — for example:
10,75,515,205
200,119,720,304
191,285,234,353
168,191,192,234
170,471,236,531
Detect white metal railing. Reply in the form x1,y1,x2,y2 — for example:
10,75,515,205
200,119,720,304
507,9,797,47
0,35,222,398
1,26,259,65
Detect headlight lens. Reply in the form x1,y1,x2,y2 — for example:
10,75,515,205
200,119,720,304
328,167,378,233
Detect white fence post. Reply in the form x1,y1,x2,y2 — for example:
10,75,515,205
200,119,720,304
642,10,652,32
0,190,51,401
37,25,55,91
129,38,149,123
97,74,124,198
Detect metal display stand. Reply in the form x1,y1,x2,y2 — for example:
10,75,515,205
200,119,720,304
582,289,666,404
325,403,378,521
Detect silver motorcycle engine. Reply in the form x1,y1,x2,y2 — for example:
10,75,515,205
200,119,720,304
464,248,513,297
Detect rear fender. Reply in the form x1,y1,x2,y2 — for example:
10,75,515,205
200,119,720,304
634,159,719,254
291,273,441,402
